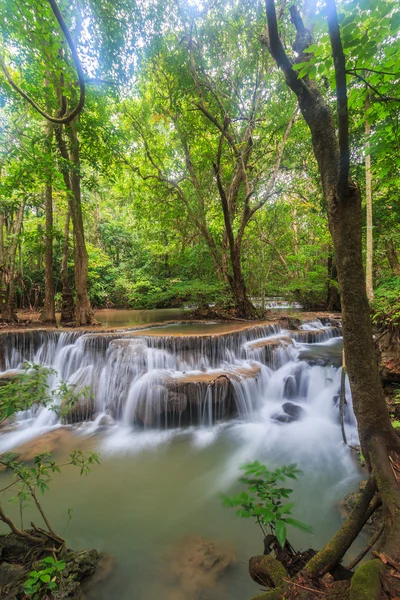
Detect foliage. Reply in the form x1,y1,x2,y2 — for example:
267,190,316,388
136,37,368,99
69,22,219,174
222,461,312,549
23,556,66,599
371,277,400,332
0,366,99,549
0,0,399,315
0,363,90,425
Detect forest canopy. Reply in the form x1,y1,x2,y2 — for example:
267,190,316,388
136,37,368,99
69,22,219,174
0,0,399,322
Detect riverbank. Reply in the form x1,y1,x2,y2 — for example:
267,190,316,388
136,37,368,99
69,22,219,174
1,308,342,335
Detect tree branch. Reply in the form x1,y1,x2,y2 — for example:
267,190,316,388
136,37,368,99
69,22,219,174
326,0,349,191
0,0,85,124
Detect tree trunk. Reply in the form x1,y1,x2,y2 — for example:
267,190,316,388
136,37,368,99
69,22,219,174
227,246,257,318
0,213,5,316
40,119,56,324
66,119,92,325
386,238,400,276
60,207,75,324
2,203,24,322
326,251,340,311
365,97,374,300
266,0,400,572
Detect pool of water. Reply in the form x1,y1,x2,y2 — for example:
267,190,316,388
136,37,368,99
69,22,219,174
0,424,362,600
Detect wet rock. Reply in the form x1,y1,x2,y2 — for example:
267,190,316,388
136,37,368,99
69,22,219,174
13,428,81,462
0,533,102,600
62,392,95,424
249,555,287,588
97,414,115,428
272,402,305,424
165,535,236,599
0,370,22,386
298,338,343,367
166,392,188,413
283,375,298,399
279,317,302,330
282,402,304,420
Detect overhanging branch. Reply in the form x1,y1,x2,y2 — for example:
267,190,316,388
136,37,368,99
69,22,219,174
0,0,85,124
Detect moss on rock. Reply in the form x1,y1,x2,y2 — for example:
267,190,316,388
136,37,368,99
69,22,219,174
249,555,288,588
349,559,381,600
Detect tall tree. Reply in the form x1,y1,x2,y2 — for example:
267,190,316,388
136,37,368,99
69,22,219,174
265,0,400,585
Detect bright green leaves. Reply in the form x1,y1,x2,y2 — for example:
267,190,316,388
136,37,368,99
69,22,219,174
23,556,66,598
221,461,312,549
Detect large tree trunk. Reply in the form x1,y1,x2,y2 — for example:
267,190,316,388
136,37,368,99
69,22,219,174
227,246,257,318
266,0,400,575
386,238,400,276
55,118,92,326
66,119,92,326
40,119,56,324
365,97,374,301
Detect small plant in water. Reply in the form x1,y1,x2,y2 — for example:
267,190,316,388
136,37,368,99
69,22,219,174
23,556,66,598
222,461,312,548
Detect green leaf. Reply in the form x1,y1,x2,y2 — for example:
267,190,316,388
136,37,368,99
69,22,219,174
275,520,287,548
284,517,313,533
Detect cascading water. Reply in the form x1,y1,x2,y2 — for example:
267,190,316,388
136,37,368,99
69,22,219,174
0,318,357,450
0,317,363,600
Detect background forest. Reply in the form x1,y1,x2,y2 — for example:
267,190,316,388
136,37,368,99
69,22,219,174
0,0,399,323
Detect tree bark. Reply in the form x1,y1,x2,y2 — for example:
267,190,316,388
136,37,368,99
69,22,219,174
0,213,5,316
55,118,92,325
2,203,25,322
60,207,75,324
66,119,92,325
265,0,400,571
40,118,56,324
326,251,340,311
365,96,374,300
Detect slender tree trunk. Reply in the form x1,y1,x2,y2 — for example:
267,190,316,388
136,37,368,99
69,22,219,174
326,250,340,311
2,203,24,322
60,207,75,324
0,213,5,316
40,119,56,324
386,238,400,276
66,119,92,325
365,96,374,301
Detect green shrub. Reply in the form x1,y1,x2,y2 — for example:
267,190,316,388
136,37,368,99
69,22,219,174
221,461,312,549
371,276,400,332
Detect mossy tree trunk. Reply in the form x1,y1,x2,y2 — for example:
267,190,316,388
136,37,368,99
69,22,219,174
265,0,400,576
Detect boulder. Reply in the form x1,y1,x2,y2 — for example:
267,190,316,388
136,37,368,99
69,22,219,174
249,555,287,588
272,402,305,424
282,402,304,420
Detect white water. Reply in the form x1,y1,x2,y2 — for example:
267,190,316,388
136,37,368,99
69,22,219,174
0,318,356,449
0,318,364,600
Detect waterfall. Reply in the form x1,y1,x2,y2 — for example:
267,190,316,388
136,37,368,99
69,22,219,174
0,319,357,447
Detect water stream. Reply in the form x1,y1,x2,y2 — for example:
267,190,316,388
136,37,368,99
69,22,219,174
0,316,363,599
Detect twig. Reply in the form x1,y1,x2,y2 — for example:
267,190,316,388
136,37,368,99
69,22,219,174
339,350,347,445
282,577,326,595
